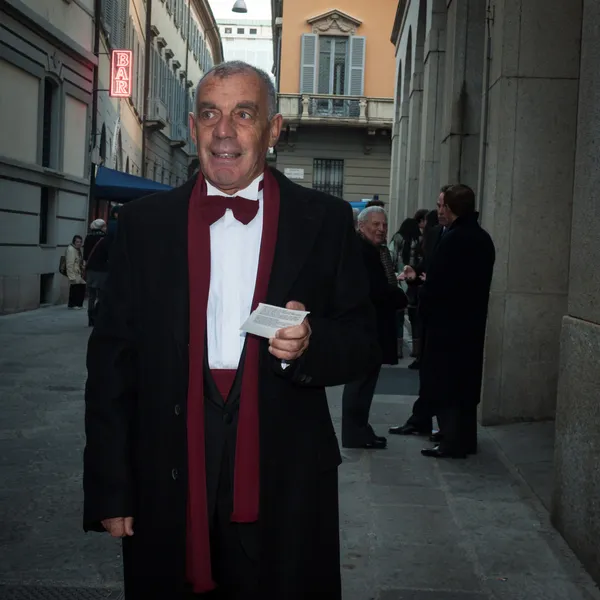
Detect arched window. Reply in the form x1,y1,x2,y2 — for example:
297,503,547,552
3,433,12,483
125,156,130,173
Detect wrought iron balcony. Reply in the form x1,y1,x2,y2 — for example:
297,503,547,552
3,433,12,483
278,94,393,128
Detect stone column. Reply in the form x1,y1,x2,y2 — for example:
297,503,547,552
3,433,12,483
552,0,599,584
388,119,401,232
439,0,485,189
396,100,410,221
404,70,423,220
479,0,582,424
417,5,446,209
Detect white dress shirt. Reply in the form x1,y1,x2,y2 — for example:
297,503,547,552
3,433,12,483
206,175,263,369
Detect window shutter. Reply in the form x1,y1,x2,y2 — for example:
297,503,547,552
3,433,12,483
299,34,317,94
103,0,114,35
347,36,366,96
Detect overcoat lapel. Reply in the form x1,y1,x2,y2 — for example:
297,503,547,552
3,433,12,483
266,169,325,307
167,177,195,351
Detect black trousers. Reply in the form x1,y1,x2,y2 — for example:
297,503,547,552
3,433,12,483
68,283,86,307
187,450,259,600
341,364,382,447
87,285,101,321
436,404,478,454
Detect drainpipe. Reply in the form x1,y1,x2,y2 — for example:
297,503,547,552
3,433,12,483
184,0,191,125
141,0,153,178
88,0,102,220
477,1,494,216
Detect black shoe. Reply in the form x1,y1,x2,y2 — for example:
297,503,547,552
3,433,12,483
389,423,430,436
343,437,387,450
421,444,467,459
430,432,443,443
408,360,420,370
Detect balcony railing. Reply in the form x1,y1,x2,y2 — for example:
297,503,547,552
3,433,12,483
278,94,394,128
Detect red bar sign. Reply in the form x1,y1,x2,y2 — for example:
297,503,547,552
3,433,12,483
110,50,133,98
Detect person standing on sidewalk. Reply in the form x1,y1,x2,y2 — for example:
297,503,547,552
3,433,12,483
65,235,85,309
392,185,495,457
341,207,407,450
83,219,108,327
83,61,378,600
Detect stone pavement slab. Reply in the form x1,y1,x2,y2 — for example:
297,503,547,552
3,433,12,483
0,307,599,600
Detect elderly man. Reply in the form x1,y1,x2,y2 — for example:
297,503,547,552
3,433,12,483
83,61,378,600
341,207,407,450
83,218,108,327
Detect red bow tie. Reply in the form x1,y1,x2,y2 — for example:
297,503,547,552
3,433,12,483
201,195,259,225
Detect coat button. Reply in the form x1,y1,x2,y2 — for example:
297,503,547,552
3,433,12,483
223,413,233,425
171,468,179,480
174,404,181,416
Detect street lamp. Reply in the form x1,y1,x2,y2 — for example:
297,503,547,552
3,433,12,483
232,0,247,13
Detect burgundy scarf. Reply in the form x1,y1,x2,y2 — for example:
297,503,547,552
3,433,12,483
186,167,280,593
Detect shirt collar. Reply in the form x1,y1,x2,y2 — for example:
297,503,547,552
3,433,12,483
206,173,264,201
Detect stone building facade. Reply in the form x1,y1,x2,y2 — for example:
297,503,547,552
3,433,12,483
271,0,397,203
389,0,599,584
92,0,223,219
0,0,96,313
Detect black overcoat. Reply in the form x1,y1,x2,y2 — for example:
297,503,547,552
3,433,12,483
83,168,379,599
418,213,495,409
357,235,408,365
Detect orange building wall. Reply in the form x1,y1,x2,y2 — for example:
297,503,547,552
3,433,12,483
280,0,397,98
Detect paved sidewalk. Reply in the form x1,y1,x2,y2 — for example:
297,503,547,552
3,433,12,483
1,307,599,600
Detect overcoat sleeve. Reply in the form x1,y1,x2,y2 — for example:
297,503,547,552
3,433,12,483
285,206,380,387
83,209,136,531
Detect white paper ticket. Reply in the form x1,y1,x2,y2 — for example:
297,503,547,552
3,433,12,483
240,303,310,339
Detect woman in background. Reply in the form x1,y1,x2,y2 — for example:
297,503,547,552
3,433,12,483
65,235,86,309
390,218,423,361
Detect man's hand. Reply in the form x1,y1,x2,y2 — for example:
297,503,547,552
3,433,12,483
102,516,134,538
403,265,417,281
419,272,427,282
269,301,311,361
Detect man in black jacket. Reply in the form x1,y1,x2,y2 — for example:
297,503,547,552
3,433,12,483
341,207,407,450
391,185,495,457
83,61,379,600
83,219,109,327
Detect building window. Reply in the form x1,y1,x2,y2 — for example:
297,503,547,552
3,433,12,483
318,37,347,96
39,187,56,245
224,27,232,34
42,78,59,169
237,28,244,34
249,28,257,34
313,159,344,198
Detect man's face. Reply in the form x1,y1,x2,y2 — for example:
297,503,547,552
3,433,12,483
437,193,450,226
189,71,283,194
360,211,387,245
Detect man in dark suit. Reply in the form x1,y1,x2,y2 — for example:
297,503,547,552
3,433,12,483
341,207,407,450
389,189,449,437
391,185,495,457
83,61,378,600
418,184,495,458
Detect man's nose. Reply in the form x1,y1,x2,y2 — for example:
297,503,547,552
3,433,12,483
214,115,236,139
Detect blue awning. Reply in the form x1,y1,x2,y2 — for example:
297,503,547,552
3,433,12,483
349,201,369,209
93,166,172,202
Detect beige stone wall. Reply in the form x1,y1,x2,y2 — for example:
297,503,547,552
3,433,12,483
275,128,392,203
552,0,600,583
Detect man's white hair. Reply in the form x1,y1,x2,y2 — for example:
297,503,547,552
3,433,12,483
195,61,278,119
358,206,387,224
